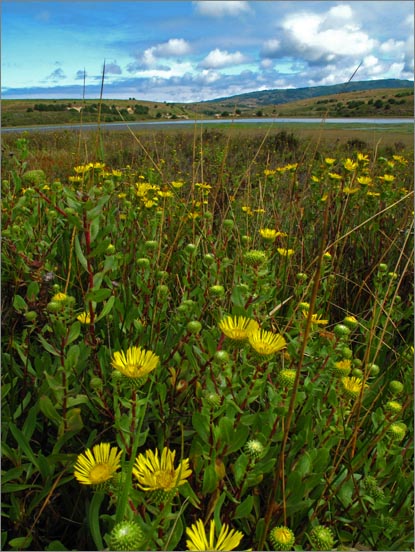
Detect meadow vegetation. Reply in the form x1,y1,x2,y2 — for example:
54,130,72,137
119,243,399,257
1,122,413,551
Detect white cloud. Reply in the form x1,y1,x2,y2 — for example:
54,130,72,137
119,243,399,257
194,1,251,18
200,48,247,68
131,38,192,70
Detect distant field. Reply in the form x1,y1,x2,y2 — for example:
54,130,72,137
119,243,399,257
2,87,413,127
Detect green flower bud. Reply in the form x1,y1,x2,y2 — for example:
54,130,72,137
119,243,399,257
108,520,144,551
269,526,295,551
46,301,63,313
309,525,335,551
204,391,221,408
388,272,398,280
214,350,230,364
187,320,202,334
367,363,380,376
144,240,158,250
389,380,404,395
223,219,234,229
137,257,150,269
384,400,402,414
157,270,169,280
340,346,353,359
363,476,385,501
388,422,407,441
106,244,116,255
209,285,225,297
22,169,46,185
351,368,363,378
185,243,197,254
343,315,358,329
203,253,216,266
156,284,169,298
378,263,388,273
243,250,267,267
296,272,308,282
333,324,351,338
24,310,38,321
245,439,265,460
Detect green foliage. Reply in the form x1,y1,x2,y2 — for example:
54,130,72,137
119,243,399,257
1,130,413,551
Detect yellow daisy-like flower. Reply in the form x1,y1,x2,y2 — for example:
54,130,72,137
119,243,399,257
171,180,185,188
111,346,159,379
264,169,276,176
343,186,359,195
74,443,122,485
357,153,369,163
259,228,278,241
52,292,68,302
133,447,191,492
328,172,342,180
249,330,287,355
302,311,329,325
186,519,243,551
367,191,380,197
277,248,294,257
341,376,367,399
357,176,372,185
77,311,91,324
379,174,395,182
324,157,336,165
343,158,358,171
218,315,259,341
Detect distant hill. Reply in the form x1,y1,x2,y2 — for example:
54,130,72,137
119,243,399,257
204,79,414,107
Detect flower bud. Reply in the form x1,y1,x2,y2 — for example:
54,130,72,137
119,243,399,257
108,521,144,551
333,324,351,338
209,285,225,297
214,350,230,364
278,369,296,389
187,320,202,334
245,439,265,460
309,525,335,551
223,219,234,229
269,526,295,551
144,240,158,250
389,380,404,395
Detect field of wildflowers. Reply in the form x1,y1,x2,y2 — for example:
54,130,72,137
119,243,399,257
1,128,413,551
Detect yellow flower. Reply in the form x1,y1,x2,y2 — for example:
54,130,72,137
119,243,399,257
343,186,359,195
324,157,336,165
392,155,407,164
69,175,82,183
111,346,159,379
367,191,380,197
341,376,367,399
264,169,276,176
186,519,243,551
357,176,372,185
328,172,342,180
74,443,122,485
379,174,395,182
302,311,329,325
195,182,212,190
171,180,185,188
277,248,294,257
133,447,191,492
259,228,278,241
249,330,286,355
269,525,295,550
343,158,358,171
158,190,174,198
218,316,259,341
241,205,253,215
52,292,68,302
357,153,369,162
311,175,320,182
77,311,91,324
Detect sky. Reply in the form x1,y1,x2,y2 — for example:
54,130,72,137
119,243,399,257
2,1,414,102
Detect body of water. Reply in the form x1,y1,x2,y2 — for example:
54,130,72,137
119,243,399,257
2,117,413,133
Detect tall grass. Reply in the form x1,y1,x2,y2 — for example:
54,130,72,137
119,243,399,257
1,121,413,551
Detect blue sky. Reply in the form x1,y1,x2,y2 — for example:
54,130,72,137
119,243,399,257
2,1,414,101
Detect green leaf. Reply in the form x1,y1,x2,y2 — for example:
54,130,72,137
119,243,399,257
9,423,39,469
202,463,218,494
233,453,249,485
67,321,81,346
218,416,234,446
8,536,33,550
26,281,40,302
88,491,105,551
96,296,115,321
39,395,61,426
75,234,88,271
234,495,254,519
38,335,60,356
224,424,249,455
13,294,27,312
85,288,112,303
192,412,210,442
296,452,313,478
45,540,68,551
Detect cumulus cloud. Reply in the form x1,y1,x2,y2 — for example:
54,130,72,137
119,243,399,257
193,1,251,18
105,62,122,75
261,4,376,64
129,38,192,71
199,49,247,68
